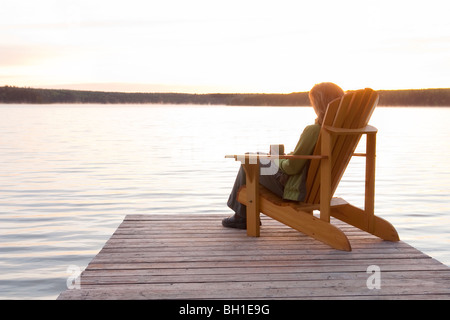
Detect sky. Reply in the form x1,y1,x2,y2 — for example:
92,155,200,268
1,0,449,93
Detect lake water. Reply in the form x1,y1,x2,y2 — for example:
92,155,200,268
0,104,449,299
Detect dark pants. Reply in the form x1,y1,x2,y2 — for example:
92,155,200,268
227,162,285,219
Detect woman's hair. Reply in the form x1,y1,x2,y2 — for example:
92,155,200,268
309,82,344,125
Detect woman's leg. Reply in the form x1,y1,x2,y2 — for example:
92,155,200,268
259,170,285,198
223,161,285,229
226,164,247,220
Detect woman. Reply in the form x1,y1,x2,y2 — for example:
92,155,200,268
223,82,345,229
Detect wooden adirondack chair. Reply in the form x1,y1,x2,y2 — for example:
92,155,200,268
225,88,399,251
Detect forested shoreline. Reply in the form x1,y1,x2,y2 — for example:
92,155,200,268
0,85,449,106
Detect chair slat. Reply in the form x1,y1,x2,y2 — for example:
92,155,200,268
305,89,378,204
305,96,342,203
331,90,378,196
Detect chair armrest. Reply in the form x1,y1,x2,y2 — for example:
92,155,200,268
225,154,326,161
324,124,377,135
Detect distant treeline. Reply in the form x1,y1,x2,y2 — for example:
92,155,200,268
0,85,449,106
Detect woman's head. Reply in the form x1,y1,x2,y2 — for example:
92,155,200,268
309,82,344,125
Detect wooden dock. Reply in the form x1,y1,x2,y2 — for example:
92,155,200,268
58,214,450,300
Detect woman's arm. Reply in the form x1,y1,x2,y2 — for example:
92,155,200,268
277,124,320,175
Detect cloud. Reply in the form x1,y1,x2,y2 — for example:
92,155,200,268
1,0,449,92
0,46,55,66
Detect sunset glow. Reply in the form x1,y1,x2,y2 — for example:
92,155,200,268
1,0,449,93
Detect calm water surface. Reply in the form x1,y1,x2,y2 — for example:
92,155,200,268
1,104,449,299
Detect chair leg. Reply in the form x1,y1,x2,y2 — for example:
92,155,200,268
242,163,260,237
331,203,400,241
262,198,351,251
237,187,351,251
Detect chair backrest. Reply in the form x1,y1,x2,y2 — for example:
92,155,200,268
304,88,379,204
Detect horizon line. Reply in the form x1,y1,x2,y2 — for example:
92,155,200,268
3,83,450,95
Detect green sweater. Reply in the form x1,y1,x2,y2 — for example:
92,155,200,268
277,124,321,201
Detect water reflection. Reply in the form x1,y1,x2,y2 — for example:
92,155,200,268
0,104,449,299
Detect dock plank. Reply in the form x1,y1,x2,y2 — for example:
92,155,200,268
58,214,450,300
